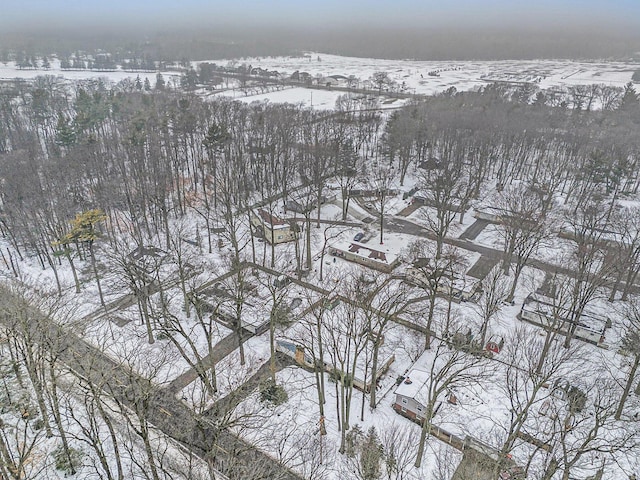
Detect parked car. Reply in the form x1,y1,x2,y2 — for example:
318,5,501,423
353,232,365,242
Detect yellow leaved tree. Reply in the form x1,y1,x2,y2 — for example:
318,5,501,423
56,209,107,306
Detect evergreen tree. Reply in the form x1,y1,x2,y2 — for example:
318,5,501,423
344,424,363,457
55,114,76,147
143,77,151,91
360,427,383,480
41,56,50,69
180,68,198,90
135,75,143,90
155,73,165,91
198,62,214,83
17,53,31,69
619,82,639,112
344,425,383,480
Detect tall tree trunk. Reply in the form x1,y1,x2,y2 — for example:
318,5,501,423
89,242,105,308
66,251,81,293
269,312,276,383
369,337,382,409
616,354,640,419
415,405,434,467
139,418,161,480
47,363,75,474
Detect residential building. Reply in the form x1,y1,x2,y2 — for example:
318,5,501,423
393,369,432,422
405,257,481,301
250,209,296,244
329,241,401,272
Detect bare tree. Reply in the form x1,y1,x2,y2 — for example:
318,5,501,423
609,205,640,301
416,139,473,257
406,240,468,349
497,325,586,459
380,422,421,480
542,377,637,480
614,298,640,420
474,265,509,347
362,162,397,245
495,183,554,302
560,198,617,348
414,318,488,467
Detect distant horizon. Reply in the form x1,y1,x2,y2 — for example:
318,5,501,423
2,1,640,61
2,28,639,62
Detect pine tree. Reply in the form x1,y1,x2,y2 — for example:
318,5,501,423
360,427,383,480
180,68,198,90
344,424,363,457
55,114,76,147
155,73,165,90
619,82,639,112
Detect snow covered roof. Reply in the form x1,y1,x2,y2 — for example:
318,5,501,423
395,368,430,401
524,292,608,331
255,209,290,230
331,240,401,266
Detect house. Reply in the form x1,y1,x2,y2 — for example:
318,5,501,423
290,70,312,84
127,246,168,275
250,209,296,244
557,222,622,248
474,206,541,229
410,189,463,212
329,241,401,272
393,369,432,423
405,258,481,302
417,157,443,171
328,74,351,86
519,292,609,347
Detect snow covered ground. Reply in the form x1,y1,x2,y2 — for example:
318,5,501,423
220,53,640,96
1,53,638,110
0,58,180,85
3,52,640,478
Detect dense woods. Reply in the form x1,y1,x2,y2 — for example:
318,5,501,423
1,76,638,272
2,73,640,479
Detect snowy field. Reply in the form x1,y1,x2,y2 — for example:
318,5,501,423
1,53,638,111
212,86,363,110
0,58,181,85
221,53,640,95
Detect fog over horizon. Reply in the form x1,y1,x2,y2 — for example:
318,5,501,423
3,0,640,60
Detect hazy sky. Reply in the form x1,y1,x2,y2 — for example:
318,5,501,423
4,0,640,30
